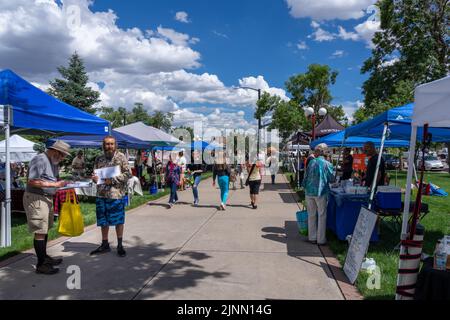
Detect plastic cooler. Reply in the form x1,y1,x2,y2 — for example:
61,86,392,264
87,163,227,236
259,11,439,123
376,186,402,209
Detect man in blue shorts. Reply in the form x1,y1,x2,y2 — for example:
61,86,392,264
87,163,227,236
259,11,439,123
91,136,131,257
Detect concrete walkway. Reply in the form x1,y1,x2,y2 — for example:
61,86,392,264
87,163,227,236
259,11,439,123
0,174,343,300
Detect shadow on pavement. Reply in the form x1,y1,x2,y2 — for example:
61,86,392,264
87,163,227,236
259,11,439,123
0,236,230,300
260,221,337,281
278,192,299,204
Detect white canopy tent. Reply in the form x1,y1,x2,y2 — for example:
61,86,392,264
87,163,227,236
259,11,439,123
115,122,181,146
398,75,450,300
402,76,450,237
0,134,36,162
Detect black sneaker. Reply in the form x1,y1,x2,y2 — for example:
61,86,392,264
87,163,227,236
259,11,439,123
44,256,63,266
117,246,126,257
90,244,111,256
36,263,59,275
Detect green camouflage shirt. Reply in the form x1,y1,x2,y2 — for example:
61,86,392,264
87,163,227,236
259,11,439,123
94,151,131,199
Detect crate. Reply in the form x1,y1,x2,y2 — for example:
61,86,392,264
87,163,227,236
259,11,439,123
376,191,402,209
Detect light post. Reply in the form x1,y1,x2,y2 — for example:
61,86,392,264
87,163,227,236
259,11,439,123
304,106,327,141
239,86,262,156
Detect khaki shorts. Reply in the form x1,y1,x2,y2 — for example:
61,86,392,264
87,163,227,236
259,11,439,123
23,192,54,235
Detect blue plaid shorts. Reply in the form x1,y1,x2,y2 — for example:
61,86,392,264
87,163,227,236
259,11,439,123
96,198,125,227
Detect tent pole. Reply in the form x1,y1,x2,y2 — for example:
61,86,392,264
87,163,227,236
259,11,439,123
400,125,417,238
1,105,12,248
368,123,388,210
335,133,347,179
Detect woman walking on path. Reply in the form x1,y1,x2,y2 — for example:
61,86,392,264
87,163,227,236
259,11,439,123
166,153,181,208
187,151,204,206
266,149,279,185
213,153,231,211
246,156,265,209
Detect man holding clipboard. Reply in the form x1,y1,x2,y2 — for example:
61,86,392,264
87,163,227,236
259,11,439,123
91,136,131,257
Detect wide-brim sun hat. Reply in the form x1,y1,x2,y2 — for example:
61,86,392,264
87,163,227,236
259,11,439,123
48,140,71,156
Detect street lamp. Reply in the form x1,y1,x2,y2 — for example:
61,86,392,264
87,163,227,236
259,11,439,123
238,86,262,156
304,106,327,141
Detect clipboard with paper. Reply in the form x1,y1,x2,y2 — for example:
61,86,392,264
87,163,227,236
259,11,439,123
94,166,121,185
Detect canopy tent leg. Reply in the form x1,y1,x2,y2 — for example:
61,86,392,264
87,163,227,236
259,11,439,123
368,123,388,210
396,125,426,300
1,105,12,248
334,134,348,179
400,125,417,238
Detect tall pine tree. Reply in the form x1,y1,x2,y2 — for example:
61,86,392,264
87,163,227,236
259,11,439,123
48,52,101,114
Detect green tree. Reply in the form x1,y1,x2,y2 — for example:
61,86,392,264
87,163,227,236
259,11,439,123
99,106,128,128
255,92,283,121
269,100,303,141
48,52,101,114
127,103,152,125
360,0,449,121
285,64,345,131
149,111,174,132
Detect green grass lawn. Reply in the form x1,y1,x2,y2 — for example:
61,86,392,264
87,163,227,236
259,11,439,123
285,170,450,300
0,172,213,262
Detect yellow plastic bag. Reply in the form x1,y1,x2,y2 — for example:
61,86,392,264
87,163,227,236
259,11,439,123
58,189,84,237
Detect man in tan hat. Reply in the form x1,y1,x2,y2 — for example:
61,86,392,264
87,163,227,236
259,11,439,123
24,140,71,275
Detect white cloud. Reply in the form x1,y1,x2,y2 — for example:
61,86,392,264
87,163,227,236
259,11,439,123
337,26,359,41
175,11,190,23
172,107,254,131
212,30,229,39
341,100,364,122
311,27,336,42
297,41,308,50
0,0,201,77
381,57,399,68
156,26,199,47
286,0,377,21
311,21,320,28
309,21,380,47
0,1,286,131
331,50,345,58
353,20,380,48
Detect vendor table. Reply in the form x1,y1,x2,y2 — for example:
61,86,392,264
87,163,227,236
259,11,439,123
327,190,379,242
414,257,450,300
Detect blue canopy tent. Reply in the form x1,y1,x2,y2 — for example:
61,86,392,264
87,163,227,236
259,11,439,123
46,130,151,150
0,69,111,248
342,103,450,212
311,130,410,148
345,103,450,142
0,69,110,135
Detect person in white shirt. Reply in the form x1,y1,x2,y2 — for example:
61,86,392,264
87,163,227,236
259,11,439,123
266,149,279,185
177,149,187,191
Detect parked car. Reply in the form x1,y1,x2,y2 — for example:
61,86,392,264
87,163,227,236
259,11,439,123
383,154,400,170
418,155,444,171
128,155,136,168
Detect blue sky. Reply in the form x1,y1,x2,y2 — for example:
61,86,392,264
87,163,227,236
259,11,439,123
0,0,379,129
92,0,373,101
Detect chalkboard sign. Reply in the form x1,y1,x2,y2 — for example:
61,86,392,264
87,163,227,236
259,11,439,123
343,207,378,284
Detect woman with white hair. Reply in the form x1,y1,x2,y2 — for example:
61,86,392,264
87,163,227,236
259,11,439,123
302,143,334,245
